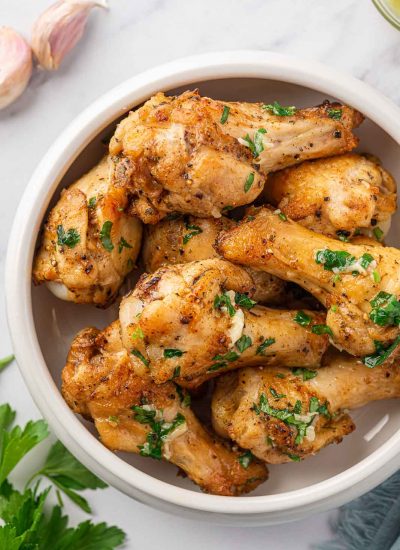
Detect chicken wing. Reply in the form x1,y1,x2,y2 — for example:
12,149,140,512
33,157,142,306
119,259,329,388
109,90,363,223
62,321,268,495
212,350,400,464
142,214,288,305
217,207,400,359
262,153,396,240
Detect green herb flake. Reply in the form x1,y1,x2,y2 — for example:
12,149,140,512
235,334,252,353
131,326,144,340
108,415,119,424
183,223,203,245
327,108,342,120
275,373,286,379
118,236,132,254
237,450,254,469
293,310,312,327
56,225,80,249
360,252,375,270
235,292,257,309
220,105,230,124
291,368,318,381
373,226,384,241
208,350,240,372
315,249,355,272
164,348,185,358
214,292,236,317
171,366,181,379
369,291,400,327
263,101,296,116
240,129,267,158
278,211,287,221
0,355,14,372
99,221,114,251
372,270,381,283
175,384,191,407
286,453,301,462
256,337,276,355
222,205,234,212
330,305,338,313
363,336,400,368
131,348,150,367
244,172,255,193
270,387,286,399
88,196,97,209
336,230,350,242
311,324,333,336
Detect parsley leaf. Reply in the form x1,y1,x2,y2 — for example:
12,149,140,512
183,221,203,245
363,336,400,368
327,108,342,120
336,230,350,242
99,221,114,252
234,292,257,309
164,349,185,358
244,172,255,193
88,196,97,209
373,226,384,241
270,387,286,399
235,335,252,353
256,337,275,355
263,101,296,116
131,348,150,367
311,324,333,336
293,311,312,327
117,237,132,254
291,368,318,381
220,105,230,124
57,225,80,249
315,249,355,271
240,129,267,158
369,291,400,327
237,450,254,469
0,355,14,372
214,292,236,317
208,350,240,372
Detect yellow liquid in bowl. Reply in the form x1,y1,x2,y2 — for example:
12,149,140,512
388,0,400,14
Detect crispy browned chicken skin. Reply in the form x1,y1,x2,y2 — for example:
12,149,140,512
62,321,268,496
142,215,288,305
109,91,363,223
212,350,400,464
33,157,142,306
262,153,396,240
217,207,400,358
119,259,329,388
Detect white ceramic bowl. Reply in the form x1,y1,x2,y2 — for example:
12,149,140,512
6,51,400,525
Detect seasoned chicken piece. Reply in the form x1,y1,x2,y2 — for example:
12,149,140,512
217,207,400,359
109,90,363,223
142,215,288,305
62,321,268,495
262,153,396,240
119,259,329,388
33,157,142,306
212,350,400,463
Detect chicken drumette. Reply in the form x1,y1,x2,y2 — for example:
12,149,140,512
62,321,268,495
33,157,142,306
217,207,400,360
212,350,400,464
119,259,329,388
262,153,396,240
109,90,363,223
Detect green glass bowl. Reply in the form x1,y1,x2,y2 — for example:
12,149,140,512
373,0,400,30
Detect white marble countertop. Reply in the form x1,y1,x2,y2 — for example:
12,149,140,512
1,0,399,548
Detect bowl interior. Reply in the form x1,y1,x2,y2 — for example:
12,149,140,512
32,77,400,497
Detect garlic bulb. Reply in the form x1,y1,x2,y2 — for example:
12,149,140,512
0,27,32,110
31,0,108,71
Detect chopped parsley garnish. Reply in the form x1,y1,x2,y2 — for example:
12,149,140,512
336,230,350,242
220,105,230,124
369,291,400,327
118,236,132,253
131,326,144,340
132,406,186,460
175,384,191,407
244,172,255,193
311,324,333,336
362,336,400,368
237,450,254,469
292,368,318,381
131,348,150,367
315,249,355,271
108,415,119,423
214,292,236,317
331,305,338,312
88,196,97,208
372,270,381,283
360,253,375,270
208,350,240,372
263,101,296,116
286,453,301,462
222,205,234,212
183,223,203,245
293,310,312,327
235,292,257,309
256,337,276,355
240,128,267,158
270,387,286,399
327,108,342,120
0,354,14,372
253,394,315,445
171,366,181,379
164,348,185,358
56,225,80,249
235,334,252,353
309,396,330,417
100,221,114,251
373,226,384,241
275,373,286,379
278,211,287,221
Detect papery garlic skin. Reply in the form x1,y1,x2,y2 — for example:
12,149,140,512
31,0,108,71
0,27,32,110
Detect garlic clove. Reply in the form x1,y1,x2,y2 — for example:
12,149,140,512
31,0,108,71
0,27,33,110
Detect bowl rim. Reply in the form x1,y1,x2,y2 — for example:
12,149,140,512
6,50,400,519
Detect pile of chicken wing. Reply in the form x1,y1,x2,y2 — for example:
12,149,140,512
33,90,400,496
